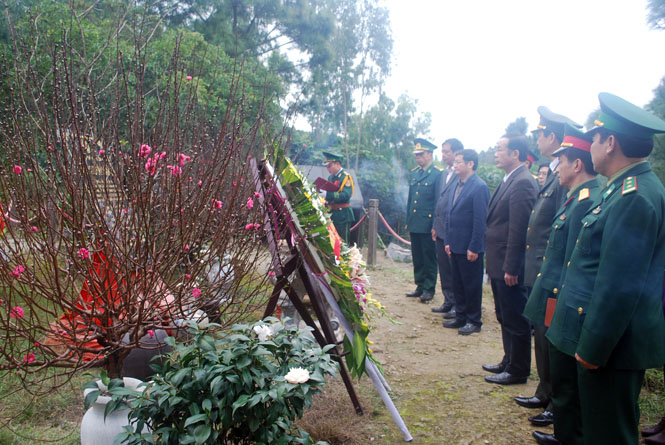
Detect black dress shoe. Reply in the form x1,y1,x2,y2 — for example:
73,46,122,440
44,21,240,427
482,363,506,374
458,323,481,335
484,371,527,385
532,431,560,445
443,309,457,319
431,304,453,313
443,319,465,329
643,414,665,437
529,410,554,426
645,428,665,445
419,292,433,303
406,289,422,297
514,396,548,409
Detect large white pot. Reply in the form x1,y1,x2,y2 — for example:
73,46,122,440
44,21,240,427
80,377,147,445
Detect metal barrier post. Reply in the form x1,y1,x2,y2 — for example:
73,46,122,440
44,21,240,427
367,199,378,266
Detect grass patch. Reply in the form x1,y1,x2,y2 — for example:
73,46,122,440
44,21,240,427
0,368,90,444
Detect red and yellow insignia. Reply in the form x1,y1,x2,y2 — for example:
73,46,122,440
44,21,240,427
578,188,590,201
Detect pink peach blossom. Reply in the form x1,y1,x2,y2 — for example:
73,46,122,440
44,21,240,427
30,226,38,232
78,248,90,259
98,149,105,155
253,192,261,198
213,200,222,209
24,353,36,363
185,274,191,280
268,271,275,277
186,75,193,80
167,165,182,176
11,265,24,278
178,153,191,166
192,288,201,298
246,198,254,209
197,180,203,187
10,306,24,319
139,144,152,158
13,165,22,175
147,330,155,338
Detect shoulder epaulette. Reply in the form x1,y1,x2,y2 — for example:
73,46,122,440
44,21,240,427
578,188,590,201
434,166,443,172
410,166,419,172
622,176,637,195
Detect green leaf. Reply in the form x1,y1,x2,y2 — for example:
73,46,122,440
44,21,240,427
352,333,366,372
202,399,212,412
172,368,190,386
184,413,208,427
232,394,250,414
84,389,100,409
193,424,211,444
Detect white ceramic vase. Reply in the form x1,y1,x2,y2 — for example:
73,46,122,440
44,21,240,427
80,377,147,445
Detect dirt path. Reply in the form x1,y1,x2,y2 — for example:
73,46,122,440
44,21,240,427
363,249,545,445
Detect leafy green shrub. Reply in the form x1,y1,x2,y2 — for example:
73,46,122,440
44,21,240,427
107,319,337,444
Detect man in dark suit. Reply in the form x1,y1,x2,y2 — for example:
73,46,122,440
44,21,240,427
405,138,442,303
432,138,464,315
515,107,582,427
442,149,490,335
546,93,665,444
483,134,538,385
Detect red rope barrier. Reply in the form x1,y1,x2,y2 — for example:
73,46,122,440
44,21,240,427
349,213,367,232
378,211,411,246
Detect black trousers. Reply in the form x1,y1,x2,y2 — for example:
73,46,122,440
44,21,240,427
526,286,553,409
436,237,455,308
450,252,483,326
490,278,531,377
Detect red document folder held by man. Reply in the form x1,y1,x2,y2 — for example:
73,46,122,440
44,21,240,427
314,177,339,192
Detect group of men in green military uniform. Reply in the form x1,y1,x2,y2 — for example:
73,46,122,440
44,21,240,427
320,92,665,445
508,94,665,445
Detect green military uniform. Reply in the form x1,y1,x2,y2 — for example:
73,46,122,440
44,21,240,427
406,138,442,298
525,182,600,324
322,152,355,243
524,110,582,411
545,93,665,445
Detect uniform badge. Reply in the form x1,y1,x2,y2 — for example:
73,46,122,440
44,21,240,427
592,206,601,214
622,176,637,195
559,213,566,220
603,183,616,199
578,188,590,201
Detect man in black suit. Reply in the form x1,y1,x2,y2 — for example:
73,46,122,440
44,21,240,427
442,149,490,335
483,134,539,385
432,138,464,314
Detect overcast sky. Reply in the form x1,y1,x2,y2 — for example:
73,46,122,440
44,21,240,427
382,0,665,152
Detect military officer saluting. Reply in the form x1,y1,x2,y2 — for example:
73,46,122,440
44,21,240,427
523,123,600,445
406,138,442,303
546,93,665,445
323,151,355,243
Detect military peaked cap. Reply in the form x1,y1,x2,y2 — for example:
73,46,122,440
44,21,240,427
532,106,582,141
586,92,665,140
413,138,437,154
322,151,344,165
553,123,593,156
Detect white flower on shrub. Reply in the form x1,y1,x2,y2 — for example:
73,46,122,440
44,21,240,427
253,324,273,341
284,367,310,384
